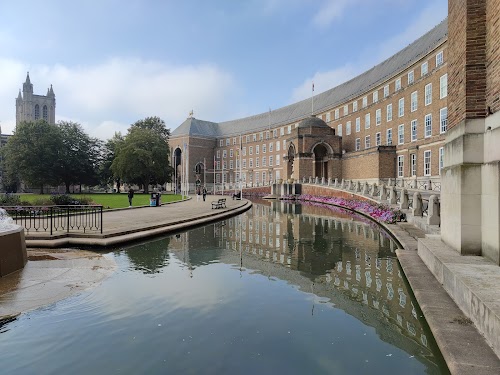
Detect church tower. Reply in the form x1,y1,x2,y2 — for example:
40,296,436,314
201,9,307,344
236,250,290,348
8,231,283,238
15,72,56,126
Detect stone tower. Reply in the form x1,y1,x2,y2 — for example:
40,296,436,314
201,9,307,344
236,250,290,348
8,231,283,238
15,72,56,126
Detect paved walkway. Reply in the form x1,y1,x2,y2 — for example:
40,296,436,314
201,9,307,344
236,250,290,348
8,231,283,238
25,196,251,248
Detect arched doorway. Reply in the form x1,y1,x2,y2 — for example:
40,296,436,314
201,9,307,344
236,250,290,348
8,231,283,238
173,148,182,193
313,144,328,179
194,162,205,190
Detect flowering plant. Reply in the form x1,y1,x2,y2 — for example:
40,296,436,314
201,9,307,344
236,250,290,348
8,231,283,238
292,194,400,224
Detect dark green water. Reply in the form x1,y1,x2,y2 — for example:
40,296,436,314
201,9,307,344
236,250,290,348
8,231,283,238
0,200,449,374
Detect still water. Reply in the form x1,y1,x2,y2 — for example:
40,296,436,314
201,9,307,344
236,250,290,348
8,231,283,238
0,200,449,374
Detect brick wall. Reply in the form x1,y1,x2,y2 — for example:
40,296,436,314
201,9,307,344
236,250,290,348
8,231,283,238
341,147,396,179
448,0,487,128
486,0,500,113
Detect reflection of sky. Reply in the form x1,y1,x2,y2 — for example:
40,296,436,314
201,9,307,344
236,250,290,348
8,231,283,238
0,203,448,375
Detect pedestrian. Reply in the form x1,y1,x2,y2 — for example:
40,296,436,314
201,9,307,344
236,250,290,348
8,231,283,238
128,188,134,207
196,187,201,202
202,186,207,201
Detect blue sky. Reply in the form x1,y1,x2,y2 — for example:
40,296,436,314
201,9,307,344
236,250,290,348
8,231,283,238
0,0,448,139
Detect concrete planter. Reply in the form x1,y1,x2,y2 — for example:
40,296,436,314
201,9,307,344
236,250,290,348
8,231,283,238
0,226,28,277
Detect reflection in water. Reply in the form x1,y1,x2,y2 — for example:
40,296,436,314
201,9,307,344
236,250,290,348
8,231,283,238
168,199,447,373
0,200,449,375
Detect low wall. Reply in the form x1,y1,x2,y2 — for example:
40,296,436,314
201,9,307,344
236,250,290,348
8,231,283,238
0,226,28,277
301,184,377,204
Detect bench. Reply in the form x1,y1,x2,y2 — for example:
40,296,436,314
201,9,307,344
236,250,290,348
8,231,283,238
211,198,227,209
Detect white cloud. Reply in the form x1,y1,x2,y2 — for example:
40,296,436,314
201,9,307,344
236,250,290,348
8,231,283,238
290,1,447,103
312,0,354,28
0,58,238,140
291,64,360,102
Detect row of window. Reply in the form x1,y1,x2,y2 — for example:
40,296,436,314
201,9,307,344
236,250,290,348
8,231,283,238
396,148,444,178
347,107,447,145
217,140,286,159
325,51,445,123
215,170,281,184
34,104,49,121
215,154,282,170
219,125,298,147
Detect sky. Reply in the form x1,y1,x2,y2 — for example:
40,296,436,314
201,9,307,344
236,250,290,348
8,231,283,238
0,0,448,140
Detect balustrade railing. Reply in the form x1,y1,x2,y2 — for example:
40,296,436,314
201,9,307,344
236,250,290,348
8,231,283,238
3,205,103,235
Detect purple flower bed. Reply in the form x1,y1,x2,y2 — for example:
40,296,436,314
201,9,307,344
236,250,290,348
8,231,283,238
294,194,402,224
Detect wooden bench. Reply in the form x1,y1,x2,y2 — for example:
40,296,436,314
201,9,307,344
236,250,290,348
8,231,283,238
211,198,227,209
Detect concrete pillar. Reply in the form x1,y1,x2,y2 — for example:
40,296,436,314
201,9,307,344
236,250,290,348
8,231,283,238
380,185,387,201
327,178,332,186
412,192,423,217
427,195,440,226
321,177,325,185
399,189,409,210
389,187,397,205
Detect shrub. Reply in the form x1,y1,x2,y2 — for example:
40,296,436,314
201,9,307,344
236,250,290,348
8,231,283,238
0,194,21,206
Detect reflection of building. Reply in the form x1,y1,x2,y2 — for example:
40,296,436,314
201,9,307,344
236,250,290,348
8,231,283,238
169,201,440,369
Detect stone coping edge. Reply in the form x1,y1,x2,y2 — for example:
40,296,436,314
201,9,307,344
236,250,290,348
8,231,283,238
26,201,252,248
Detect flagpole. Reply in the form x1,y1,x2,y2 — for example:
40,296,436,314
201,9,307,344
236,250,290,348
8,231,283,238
213,154,216,194
203,157,206,190
311,81,314,115
239,135,243,199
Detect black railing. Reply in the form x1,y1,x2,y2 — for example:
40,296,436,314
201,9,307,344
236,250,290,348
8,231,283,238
3,205,103,235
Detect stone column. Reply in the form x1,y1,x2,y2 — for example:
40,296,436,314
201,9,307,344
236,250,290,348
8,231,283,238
399,189,409,209
389,187,397,204
380,185,387,201
361,182,368,195
412,192,423,217
427,195,441,226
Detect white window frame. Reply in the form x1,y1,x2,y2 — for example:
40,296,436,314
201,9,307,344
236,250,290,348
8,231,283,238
387,103,393,122
216,150,220,159
411,91,418,112
411,153,417,177
343,105,348,116
365,135,371,149
398,98,404,117
325,112,331,123
425,83,432,105
411,119,417,142
440,107,448,133
440,74,448,99
355,138,361,151
395,78,401,91
346,121,351,135
387,128,393,145
362,96,368,108
355,117,361,132
365,113,370,129
408,70,414,85
376,109,381,125
424,150,431,176
436,51,443,67
384,85,389,98
398,124,405,145
421,61,428,76
337,124,343,136
352,101,358,112
397,155,404,177
334,108,339,120
425,114,432,138
373,91,378,103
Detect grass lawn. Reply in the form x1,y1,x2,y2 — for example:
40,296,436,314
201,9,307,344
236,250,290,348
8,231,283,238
12,193,184,209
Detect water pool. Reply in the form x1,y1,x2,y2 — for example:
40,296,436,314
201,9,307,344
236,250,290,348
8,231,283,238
0,200,449,374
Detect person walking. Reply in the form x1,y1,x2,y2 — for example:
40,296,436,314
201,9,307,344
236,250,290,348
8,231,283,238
202,186,207,201
196,187,201,202
128,188,134,207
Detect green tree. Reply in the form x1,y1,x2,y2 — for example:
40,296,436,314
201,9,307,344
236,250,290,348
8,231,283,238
111,125,170,193
57,121,101,193
130,116,170,141
2,121,62,193
99,132,124,191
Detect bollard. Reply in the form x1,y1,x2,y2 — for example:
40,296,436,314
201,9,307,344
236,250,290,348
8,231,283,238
412,192,423,216
427,195,440,225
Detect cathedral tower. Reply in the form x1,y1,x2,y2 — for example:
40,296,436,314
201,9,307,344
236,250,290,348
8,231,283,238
15,72,56,126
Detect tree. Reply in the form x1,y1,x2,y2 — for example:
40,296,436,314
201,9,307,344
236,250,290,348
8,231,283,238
111,126,170,193
57,121,101,193
99,132,124,191
130,116,170,141
3,121,62,193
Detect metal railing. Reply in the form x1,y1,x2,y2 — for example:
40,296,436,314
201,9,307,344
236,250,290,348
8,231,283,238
3,205,103,235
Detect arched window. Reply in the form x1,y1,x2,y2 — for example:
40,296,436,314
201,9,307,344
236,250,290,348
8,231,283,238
43,105,48,120
34,104,40,120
